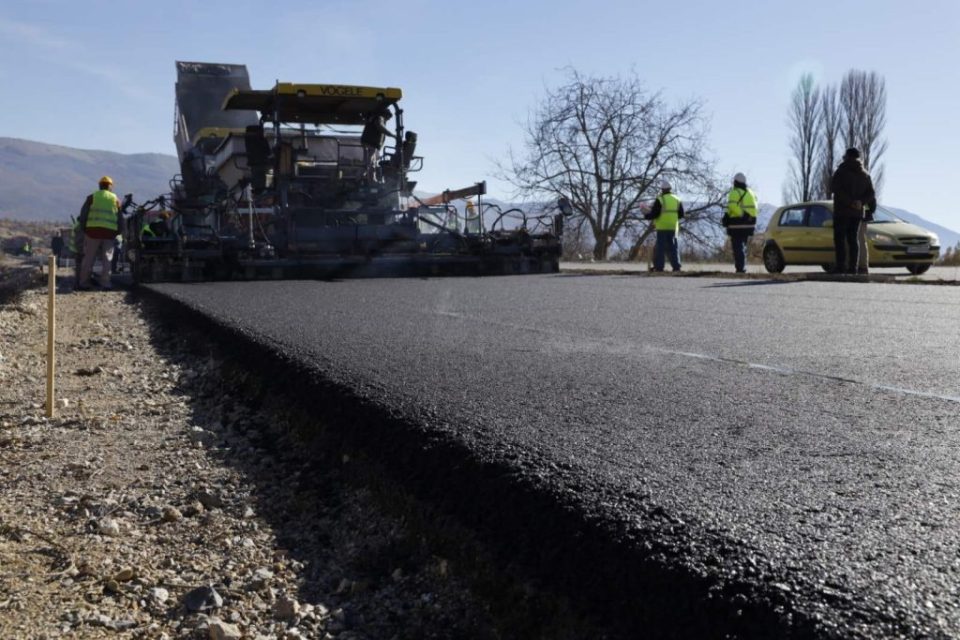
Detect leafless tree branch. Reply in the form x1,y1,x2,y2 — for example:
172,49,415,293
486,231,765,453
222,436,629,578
498,68,722,260
839,70,887,195
816,85,841,197
784,74,822,203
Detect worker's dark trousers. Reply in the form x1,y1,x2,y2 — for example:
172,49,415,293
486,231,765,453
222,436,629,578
729,231,749,272
833,217,861,273
654,231,681,271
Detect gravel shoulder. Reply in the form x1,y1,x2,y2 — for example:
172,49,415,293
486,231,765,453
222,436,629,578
0,285,600,640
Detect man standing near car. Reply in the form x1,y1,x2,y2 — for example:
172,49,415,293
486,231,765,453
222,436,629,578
724,172,758,273
830,148,877,274
645,179,684,272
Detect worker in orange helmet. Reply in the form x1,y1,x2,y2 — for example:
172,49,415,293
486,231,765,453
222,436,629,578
76,176,121,291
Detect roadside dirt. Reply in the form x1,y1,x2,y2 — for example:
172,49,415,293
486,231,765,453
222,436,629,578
0,285,596,640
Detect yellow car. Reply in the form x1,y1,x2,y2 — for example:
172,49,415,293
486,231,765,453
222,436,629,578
763,201,940,275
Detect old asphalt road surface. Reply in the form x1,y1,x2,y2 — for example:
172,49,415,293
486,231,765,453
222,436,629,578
148,275,960,639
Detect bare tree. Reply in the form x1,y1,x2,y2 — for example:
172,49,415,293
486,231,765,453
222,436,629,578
561,214,593,260
839,70,888,193
502,69,722,261
784,74,822,203
816,84,841,197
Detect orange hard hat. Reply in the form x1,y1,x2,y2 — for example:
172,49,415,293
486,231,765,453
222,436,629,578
99,176,114,186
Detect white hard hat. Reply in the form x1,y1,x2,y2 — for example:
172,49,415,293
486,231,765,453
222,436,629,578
734,172,747,184
660,179,672,191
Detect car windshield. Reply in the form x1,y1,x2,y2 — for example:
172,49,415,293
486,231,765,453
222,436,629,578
871,206,902,223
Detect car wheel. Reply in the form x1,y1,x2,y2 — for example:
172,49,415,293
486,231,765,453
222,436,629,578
906,264,930,275
763,244,785,273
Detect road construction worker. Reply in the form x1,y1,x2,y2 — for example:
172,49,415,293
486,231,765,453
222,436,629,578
111,234,123,274
724,172,758,273
831,148,876,274
21,240,32,256
644,179,684,272
464,200,481,234
360,109,396,182
77,176,121,290
856,219,870,275
51,232,64,267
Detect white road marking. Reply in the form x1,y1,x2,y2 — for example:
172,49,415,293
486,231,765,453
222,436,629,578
429,310,960,404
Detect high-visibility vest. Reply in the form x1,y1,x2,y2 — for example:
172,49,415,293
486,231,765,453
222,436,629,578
86,189,120,231
727,187,758,219
654,193,681,233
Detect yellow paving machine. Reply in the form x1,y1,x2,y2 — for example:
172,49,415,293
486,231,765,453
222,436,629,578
125,62,569,281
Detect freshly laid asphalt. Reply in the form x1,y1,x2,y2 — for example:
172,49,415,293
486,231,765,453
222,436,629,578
149,275,960,638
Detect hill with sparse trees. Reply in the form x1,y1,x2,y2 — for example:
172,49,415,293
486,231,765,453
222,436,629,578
0,137,178,222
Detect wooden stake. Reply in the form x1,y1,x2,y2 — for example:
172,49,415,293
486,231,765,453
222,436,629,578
46,255,56,418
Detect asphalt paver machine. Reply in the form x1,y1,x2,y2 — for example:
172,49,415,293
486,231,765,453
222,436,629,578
125,61,569,282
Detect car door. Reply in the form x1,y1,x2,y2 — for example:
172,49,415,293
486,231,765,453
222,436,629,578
775,206,809,263
804,204,836,265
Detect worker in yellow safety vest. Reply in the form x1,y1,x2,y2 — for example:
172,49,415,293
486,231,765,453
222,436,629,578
76,176,121,291
644,179,684,272
723,172,758,273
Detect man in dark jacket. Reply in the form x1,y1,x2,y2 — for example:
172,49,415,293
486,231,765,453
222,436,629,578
830,148,877,274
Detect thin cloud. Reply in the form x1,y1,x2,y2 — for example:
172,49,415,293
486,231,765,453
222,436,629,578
0,15,150,101
0,16,70,49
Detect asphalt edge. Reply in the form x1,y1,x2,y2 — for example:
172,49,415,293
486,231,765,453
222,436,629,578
135,285,843,640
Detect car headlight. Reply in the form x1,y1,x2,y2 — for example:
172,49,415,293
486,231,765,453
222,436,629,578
929,234,940,246
867,231,894,243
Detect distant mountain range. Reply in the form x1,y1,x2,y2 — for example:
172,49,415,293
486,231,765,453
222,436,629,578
0,137,178,222
1,138,957,251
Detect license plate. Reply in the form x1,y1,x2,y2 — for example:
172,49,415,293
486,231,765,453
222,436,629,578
906,245,930,254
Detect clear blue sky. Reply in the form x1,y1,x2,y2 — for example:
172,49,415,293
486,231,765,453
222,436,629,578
1,0,957,230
